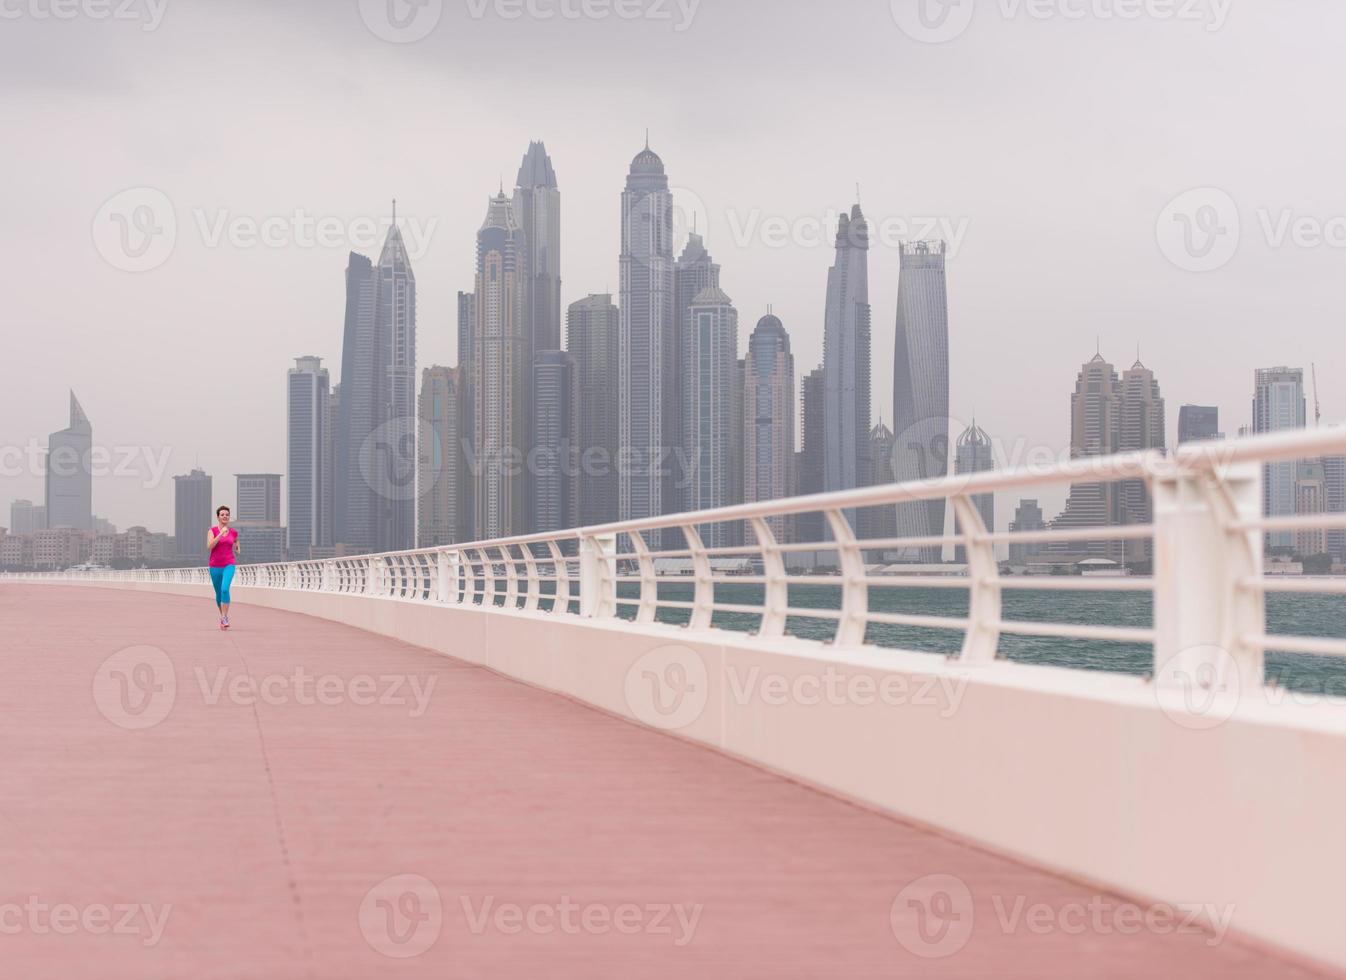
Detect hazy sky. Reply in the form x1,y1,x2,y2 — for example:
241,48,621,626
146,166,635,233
3,0,1344,532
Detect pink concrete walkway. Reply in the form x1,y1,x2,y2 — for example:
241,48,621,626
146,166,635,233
0,584,1334,979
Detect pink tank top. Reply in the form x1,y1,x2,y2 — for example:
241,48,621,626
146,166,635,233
209,528,237,568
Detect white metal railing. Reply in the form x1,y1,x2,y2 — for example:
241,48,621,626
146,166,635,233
8,427,1346,691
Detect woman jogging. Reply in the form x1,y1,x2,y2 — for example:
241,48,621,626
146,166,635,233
207,506,241,630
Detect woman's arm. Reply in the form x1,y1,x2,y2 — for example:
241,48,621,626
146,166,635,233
206,527,218,553
233,534,242,558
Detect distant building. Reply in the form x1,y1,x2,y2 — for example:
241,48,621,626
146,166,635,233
9,500,37,536
46,391,93,531
470,192,529,541
235,525,286,565
1252,367,1307,550
1008,499,1047,565
93,516,116,536
794,366,826,544
33,527,88,569
288,356,330,559
891,241,951,563
823,204,872,514
417,366,464,548
743,313,795,542
31,506,47,531
1051,354,1124,561
236,474,282,525
334,251,379,555
533,352,579,535
673,231,721,509
1,533,33,569
1295,460,1328,557
1118,359,1166,564
953,421,995,563
1177,405,1220,444
682,287,740,547
513,141,562,358
1325,449,1346,563
174,469,213,564
859,422,897,548
568,294,620,527
619,141,677,526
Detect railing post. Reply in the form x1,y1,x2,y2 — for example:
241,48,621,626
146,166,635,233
750,517,788,639
684,524,714,631
825,509,868,647
627,530,659,624
1152,459,1264,692
579,532,617,619
436,550,451,603
952,495,1002,663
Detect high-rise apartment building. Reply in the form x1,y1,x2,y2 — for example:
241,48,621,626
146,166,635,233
568,294,621,527
743,313,795,542
46,392,93,531
683,287,739,546
513,141,562,356
375,210,417,553
417,366,463,548
1252,367,1307,550
1118,359,1166,564
822,205,871,514
891,241,950,562
287,356,330,559
236,474,282,524
619,141,677,525
1177,405,1220,444
794,366,826,544
174,468,213,563
1051,353,1124,560
334,251,378,554
533,352,579,534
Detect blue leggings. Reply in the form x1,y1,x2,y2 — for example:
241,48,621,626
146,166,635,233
210,565,236,608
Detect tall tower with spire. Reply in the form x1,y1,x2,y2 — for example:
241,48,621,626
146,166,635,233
822,203,872,519
45,391,93,531
471,191,529,541
672,230,721,510
619,140,676,525
513,141,562,357
891,240,950,562
373,202,417,552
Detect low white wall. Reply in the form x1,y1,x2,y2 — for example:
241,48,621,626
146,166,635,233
40,579,1346,970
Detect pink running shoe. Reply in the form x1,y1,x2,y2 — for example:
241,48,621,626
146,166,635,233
222,616,231,630
219,618,228,631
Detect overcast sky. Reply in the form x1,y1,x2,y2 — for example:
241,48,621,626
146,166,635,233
3,0,1344,532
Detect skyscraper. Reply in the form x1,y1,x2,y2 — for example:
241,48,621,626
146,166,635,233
619,141,676,525
417,366,463,548
743,312,795,542
9,500,36,536
1051,353,1124,560
375,207,417,553
45,391,93,531
1008,499,1047,566
1323,449,1345,563
334,251,378,554
236,474,282,524
1177,405,1220,444
287,356,330,559
953,421,995,564
174,468,212,564
1118,359,1166,564
513,141,562,356
568,294,621,528
533,351,579,534
1294,460,1328,557
673,231,721,507
891,241,950,562
683,287,739,546
859,422,898,548
794,366,826,544
471,192,529,541
1253,367,1307,550
822,204,871,513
